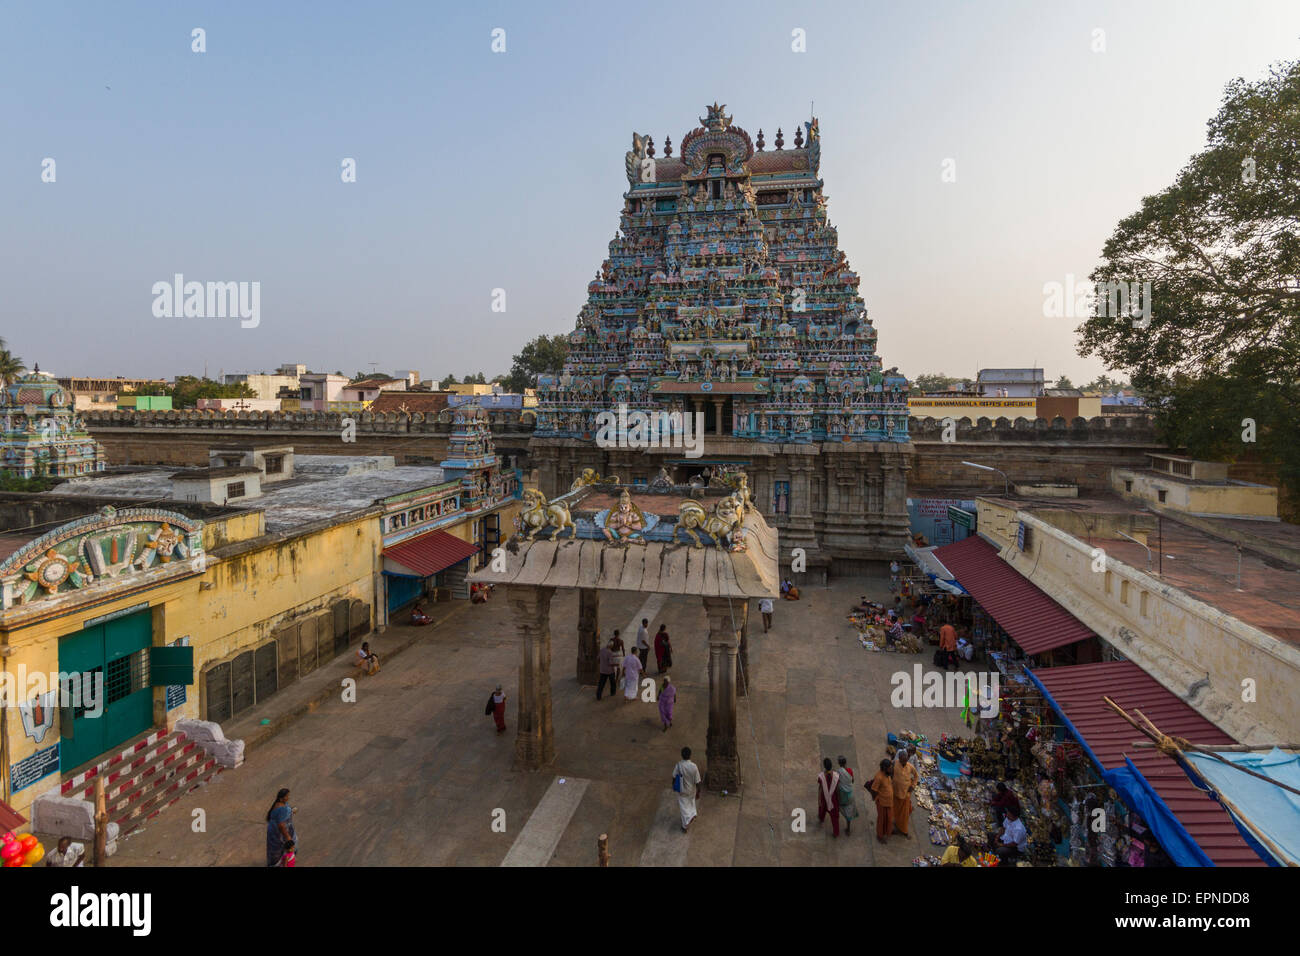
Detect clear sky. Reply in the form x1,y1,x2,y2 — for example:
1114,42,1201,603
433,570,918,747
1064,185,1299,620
2,0,1297,386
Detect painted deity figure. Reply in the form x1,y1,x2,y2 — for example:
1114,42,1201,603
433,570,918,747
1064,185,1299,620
603,488,648,545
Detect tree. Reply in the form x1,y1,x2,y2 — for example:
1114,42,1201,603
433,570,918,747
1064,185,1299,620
502,334,570,393
1080,374,1129,393
910,373,955,394
136,377,256,409
462,372,487,385
1075,59,1300,498
0,337,25,386
1054,376,1075,390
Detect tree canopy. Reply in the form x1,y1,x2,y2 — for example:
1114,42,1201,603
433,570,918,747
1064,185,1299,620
1076,59,1300,497
908,372,973,394
0,337,25,386
501,334,569,394
137,376,256,409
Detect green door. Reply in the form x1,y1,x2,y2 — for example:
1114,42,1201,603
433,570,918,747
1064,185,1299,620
58,610,154,772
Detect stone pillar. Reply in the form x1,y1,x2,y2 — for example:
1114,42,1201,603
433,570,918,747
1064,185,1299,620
508,584,556,770
576,587,600,686
703,596,746,791
712,398,725,436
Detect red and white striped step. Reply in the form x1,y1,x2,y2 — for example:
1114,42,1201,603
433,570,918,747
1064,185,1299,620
59,729,222,835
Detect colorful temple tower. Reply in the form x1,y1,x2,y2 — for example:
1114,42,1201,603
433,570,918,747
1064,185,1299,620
532,105,914,575
1,366,106,479
438,405,515,518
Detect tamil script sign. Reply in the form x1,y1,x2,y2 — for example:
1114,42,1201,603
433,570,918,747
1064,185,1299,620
11,744,60,793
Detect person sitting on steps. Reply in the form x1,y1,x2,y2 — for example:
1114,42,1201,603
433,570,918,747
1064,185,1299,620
355,641,381,675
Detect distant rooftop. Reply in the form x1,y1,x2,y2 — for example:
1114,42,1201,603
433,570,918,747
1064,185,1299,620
977,368,1045,382
49,457,448,533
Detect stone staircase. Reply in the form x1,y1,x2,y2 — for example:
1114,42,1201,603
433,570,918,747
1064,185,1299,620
59,728,222,836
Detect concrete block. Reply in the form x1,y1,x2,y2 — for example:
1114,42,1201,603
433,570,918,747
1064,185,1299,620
31,794,121,843
208,738,245,769
176,717,226,744
31,794,94,837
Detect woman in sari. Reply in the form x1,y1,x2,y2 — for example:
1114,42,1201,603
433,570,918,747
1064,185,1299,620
836,756,858,835
653,624,672,673
266,788,295,867
658,676,676,731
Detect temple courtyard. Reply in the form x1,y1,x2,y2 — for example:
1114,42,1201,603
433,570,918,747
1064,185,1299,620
106,576,975,867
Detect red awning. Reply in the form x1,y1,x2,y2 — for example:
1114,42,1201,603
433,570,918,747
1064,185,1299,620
930,535,1094,655
383,531,479,577
1030,661,1263,866
0,799,26,833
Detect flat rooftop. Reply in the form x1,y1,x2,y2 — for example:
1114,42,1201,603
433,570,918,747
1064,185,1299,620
996,493,1300,646
48,458,448,533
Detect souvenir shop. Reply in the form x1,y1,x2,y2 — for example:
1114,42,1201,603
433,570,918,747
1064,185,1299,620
905,650,1175,867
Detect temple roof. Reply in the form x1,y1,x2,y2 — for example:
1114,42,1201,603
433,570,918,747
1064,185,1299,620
469,481,778,598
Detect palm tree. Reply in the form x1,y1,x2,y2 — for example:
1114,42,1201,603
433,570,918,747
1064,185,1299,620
0,337,25,386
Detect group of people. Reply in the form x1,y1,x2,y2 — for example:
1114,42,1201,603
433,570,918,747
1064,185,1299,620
816,747,920,844
595,621,679,730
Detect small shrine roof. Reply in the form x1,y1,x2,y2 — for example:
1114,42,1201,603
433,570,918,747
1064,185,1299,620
748,150,812,175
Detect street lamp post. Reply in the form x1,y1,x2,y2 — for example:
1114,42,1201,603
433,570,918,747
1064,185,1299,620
961,460,1010,497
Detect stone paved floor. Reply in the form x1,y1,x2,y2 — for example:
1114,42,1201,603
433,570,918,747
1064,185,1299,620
111,575,980,866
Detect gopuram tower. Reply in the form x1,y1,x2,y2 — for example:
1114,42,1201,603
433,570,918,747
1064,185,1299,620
533,104,913,577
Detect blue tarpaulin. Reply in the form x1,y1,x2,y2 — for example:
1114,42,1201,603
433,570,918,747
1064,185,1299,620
1183,748,1300,867
1102,757,1215,867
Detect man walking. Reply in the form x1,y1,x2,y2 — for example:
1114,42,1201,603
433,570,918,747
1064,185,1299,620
635,618,651,670
759,596,774,632
674,746,703,832
596,638,618,700
939,622,958,670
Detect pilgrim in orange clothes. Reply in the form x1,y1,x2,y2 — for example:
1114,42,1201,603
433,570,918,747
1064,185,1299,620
868,758,895,844
893,749,919,837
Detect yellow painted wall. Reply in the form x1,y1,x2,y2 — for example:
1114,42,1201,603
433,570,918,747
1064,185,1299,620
909,398,1037,421
181,513,379,718
982,507,1300,744
1113,469,1278,518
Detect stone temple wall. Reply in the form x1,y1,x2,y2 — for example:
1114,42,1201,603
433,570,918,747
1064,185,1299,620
81,409,535,470
83,410,1173,570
